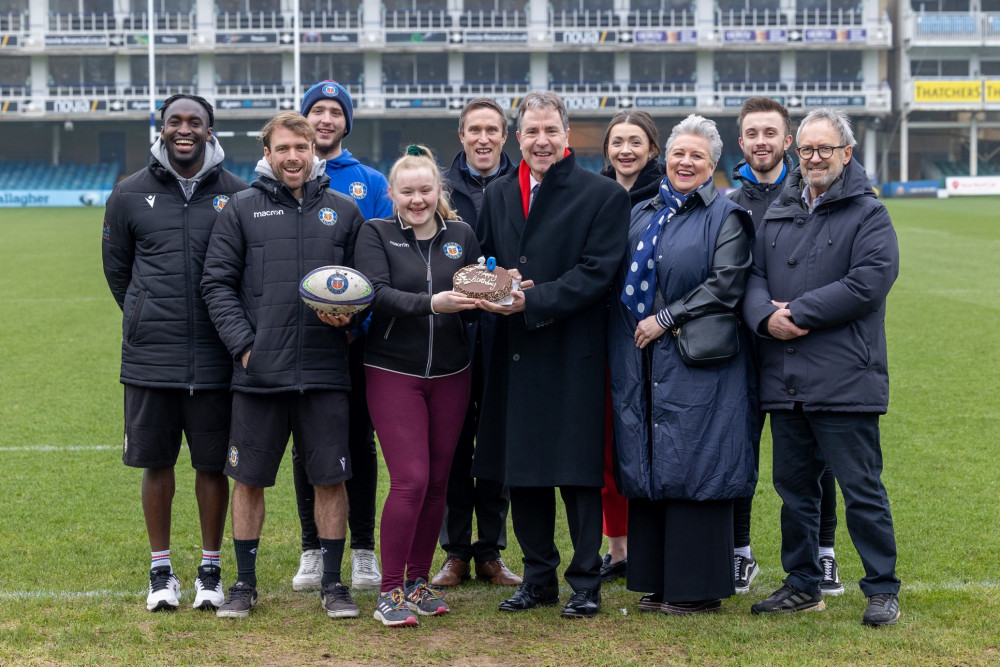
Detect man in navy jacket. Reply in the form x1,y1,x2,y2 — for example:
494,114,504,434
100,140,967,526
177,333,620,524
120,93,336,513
743,108,901,627
431,98,521,590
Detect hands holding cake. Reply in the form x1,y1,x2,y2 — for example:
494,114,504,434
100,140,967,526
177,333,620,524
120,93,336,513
452,256,533,315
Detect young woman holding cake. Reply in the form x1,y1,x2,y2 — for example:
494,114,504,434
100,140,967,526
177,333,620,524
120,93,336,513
354,145,482,627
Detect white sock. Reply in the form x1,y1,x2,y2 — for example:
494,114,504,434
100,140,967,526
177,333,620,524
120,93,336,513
151,549,171,572
819,546,835,559
734,546,752,559
201,550,221,567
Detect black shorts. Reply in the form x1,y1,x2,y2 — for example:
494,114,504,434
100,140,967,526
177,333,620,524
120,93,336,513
225,390,351,488
123,385,231,472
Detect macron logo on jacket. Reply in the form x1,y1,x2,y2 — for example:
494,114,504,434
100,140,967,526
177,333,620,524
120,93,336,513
145,195,156,208
253,209,285,218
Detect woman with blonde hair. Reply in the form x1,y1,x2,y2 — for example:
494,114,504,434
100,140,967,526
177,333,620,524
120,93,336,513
354,145,481,626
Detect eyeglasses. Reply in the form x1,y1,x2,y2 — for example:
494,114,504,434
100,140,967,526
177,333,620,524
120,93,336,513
796,145,847,160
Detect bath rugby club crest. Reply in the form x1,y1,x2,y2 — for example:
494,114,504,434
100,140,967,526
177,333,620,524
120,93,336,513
228,445,239,467
326,271,350,294
323,83,339,97
318,208,338,225
349,182,368,199
213,194,230,212
443,242,463,259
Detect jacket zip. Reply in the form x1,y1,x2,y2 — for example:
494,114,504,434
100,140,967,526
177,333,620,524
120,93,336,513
414,225,445,378
180,187,195,396
296,201,305,394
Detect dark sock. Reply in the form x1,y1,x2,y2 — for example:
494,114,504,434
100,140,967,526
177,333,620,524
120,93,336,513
319,537,345,587
234,538,260,588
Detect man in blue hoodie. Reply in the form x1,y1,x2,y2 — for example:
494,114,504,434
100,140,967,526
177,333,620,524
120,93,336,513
291,81,391,592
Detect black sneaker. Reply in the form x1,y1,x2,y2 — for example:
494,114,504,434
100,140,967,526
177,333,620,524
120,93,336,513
818,555,845,596
862,593,900,627
599,554,627,582
751,583,825,615
734,554,760,594
321,582,360,618
216,581,258,618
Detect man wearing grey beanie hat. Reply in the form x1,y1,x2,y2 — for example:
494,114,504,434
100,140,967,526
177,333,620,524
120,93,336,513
291,80,392,596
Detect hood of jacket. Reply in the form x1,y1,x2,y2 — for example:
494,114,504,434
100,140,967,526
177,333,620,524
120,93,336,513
730,151,793,189
149,135,226,185
325,148,362,171
767,155,876,219
251,155,330,204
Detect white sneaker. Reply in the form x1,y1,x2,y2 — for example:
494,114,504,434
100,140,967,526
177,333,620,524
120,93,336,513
351,549,382,590
193,564,224,610
146,566,181,611
293,548,323,591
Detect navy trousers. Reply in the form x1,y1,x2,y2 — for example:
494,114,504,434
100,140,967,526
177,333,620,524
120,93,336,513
770,409,900,596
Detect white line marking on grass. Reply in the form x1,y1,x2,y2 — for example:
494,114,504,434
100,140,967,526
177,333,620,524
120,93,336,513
0,445,118,452
0,590,137,600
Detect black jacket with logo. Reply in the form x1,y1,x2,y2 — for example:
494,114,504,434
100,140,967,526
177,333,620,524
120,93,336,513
102,155,247,390
354,214,481,377
443,150,514,229
201,169,365,393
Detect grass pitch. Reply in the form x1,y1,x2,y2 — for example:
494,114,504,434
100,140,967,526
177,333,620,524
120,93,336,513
0,199,998,666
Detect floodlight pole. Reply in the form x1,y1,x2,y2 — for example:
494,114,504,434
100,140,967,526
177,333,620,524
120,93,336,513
292,0,300,103
148,0,157,145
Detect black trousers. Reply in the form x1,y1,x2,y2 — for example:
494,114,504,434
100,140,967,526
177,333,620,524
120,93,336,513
509,485,603,592
627,497,735,603
438,344,509,563
770,409,900,596
733,413,838,549
293,338,377,551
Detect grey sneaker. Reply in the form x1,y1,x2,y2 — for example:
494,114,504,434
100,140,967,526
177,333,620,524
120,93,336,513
321,582,360,618
374,587,419,627
216,581,258,618
292,548,322,592
862,593,900,627
404,578,449,616
350,549,382,590
734,554,760,594
146,566,180,612
818,555,845,596
751,583,825,615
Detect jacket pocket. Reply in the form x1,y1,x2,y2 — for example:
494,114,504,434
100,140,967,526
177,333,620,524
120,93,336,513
847,320,871,369
126,289,147,343
251,246,264,297
382,316,396,341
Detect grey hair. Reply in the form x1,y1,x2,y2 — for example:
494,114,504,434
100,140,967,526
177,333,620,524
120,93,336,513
665,114,723,164
516,91,569,133
797,108,857,147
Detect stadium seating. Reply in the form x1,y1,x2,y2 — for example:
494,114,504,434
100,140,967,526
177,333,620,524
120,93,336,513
0,161,119,190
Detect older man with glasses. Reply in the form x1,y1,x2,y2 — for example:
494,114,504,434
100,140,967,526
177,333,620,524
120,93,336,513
742,108,902,627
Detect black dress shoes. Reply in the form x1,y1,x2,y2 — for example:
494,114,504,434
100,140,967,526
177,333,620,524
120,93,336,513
498,583,559,612
561,588,601,618
600,554,627,582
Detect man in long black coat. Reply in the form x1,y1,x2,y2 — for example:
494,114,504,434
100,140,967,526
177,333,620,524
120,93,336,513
473,91,630,618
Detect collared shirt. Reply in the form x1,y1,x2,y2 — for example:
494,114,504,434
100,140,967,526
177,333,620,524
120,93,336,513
802,186,828,214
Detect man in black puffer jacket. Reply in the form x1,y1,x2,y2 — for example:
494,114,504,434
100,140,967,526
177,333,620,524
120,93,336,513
201,111,365,620
103,94,247,613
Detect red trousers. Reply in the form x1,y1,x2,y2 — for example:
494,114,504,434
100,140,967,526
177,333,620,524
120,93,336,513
602,379,628,538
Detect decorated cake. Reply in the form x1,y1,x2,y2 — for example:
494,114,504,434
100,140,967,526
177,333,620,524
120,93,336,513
453,258,513,302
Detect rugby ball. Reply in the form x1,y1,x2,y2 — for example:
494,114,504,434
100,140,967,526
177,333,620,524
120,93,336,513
299,265,373,315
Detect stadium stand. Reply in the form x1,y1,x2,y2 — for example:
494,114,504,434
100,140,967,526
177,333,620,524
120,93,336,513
0,161,119,190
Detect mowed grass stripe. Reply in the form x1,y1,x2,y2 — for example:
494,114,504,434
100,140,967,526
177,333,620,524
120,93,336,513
0,201,998,666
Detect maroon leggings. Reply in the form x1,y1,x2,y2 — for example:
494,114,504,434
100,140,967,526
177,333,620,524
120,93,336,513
366,365,471,592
